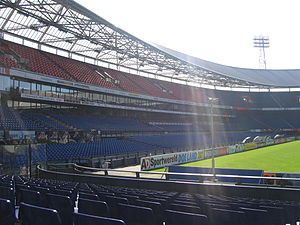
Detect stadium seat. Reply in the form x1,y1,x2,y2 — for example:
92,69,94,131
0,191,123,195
167,203,202,214
46,193,74,225
0,198,16,225
118,203,155,225
78,198,110,217
2,175,300,225
144,197,168,209
208,208,245,225
19,202,62,225
79,192,99,201
172,200,199,207
104,196,128,219
33,186,50,207
239,207,270,225
133,199,163,225
50,189,76,206
19,189,42,207
74,212,126,225
0,186,15,208
117,194,139,204
258,205,286,225
164,209,209,225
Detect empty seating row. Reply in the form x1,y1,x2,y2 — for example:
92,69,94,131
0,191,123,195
0,106,69,131
45,53,117,90
3,39,300,108
0,175,299,225
15,132,258,163
0,40,208,104
46,138,158,160
51,115,155,131
1,104,298,133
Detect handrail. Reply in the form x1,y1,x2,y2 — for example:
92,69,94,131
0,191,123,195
73,163,300,183
38,163,300,186
36,164,300,203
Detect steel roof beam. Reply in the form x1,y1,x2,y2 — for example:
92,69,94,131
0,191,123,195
0,0,270,88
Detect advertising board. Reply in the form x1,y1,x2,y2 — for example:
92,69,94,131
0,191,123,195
215,146,228,156
140,150,204,170
243,143,257,150
227,144,244,154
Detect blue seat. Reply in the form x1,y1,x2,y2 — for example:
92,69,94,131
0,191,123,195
51,189,76,206
202,202,232,214
0,186,15,208
19,189,41,206
280,204,300,225
15,185,30,205
78,198,110,217
208,208,245,225
19,202,62,225
74,212,125,225
95,191,115,199
79,192,99,201
46,193,74,225
134,200,162,225
239,207,269,225
168,203,202,214
259,205,286,225
118,203,154,225
104,196,128,219
172,200,199,207
0,198,16,225
118,194,139,204
144,197,168,209
34,186,50,207
164,209,208,225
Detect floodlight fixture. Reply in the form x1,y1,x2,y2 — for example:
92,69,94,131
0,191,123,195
253,35,270,69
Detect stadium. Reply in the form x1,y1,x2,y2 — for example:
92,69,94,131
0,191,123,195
1,0,300,224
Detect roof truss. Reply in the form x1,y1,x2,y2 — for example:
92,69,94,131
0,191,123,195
0,0,263,88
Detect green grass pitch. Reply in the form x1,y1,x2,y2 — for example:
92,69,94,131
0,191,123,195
154,141,300,173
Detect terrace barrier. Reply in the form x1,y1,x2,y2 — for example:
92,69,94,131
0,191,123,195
38,163,300,201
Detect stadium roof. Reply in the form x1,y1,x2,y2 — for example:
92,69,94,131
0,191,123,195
0,0,299,89
155,45,300,88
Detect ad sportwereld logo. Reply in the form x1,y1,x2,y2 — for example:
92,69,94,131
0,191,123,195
140,157,151,170
140,150,204,170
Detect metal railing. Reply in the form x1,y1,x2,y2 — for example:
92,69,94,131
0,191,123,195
41,163,300,188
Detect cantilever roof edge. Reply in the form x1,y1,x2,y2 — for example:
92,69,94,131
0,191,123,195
60,0,300,88
153,45,300,88
52,0,258,86
3,0,299,88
